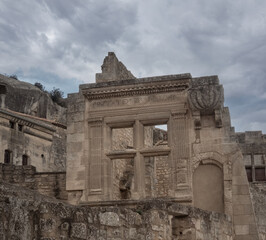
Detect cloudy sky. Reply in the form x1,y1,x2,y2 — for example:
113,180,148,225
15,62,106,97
0,0,266,132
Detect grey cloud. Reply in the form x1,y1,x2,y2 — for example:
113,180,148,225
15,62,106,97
0,0,265,132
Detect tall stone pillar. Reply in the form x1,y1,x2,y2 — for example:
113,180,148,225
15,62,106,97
87,118,103,197
132,120,145,199
169,110,191,200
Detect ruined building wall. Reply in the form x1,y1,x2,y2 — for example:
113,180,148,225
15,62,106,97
0,163,67,200
235,131,266,240
250,183,266,240
65,53,262,239
236,131,266,182
0,110,66,172
66,92,86,204
0,181,233,240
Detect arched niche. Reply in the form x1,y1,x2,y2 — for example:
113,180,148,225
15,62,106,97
193,163,224,213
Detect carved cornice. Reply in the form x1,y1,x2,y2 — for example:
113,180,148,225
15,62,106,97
171,110,187,119
83,80,189,100
88,117,103,125
0,109,55,133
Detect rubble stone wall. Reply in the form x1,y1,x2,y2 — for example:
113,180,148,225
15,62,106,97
0,164,67,200
0,181,233,240
250,182,266,240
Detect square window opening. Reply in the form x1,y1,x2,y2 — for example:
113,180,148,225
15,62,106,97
144,124,168,148
18,124,23,132
112,127,133,151
9,121,15,129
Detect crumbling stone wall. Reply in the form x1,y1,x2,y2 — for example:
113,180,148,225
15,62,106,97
0,181,233,240
96,52,135,83
250,182,266,240
0,164,67,200
0,111,67,172
155,155,170,197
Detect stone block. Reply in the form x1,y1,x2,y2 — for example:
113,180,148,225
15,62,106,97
71,223,87,239
67,133,84,143
99,212,121,226
233,204,253,215
232,185,250,195
235,225,249,235
233,195,251,205
234,215,255,225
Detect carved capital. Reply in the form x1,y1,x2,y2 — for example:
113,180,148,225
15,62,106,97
188,76,224,129
189,84,224,114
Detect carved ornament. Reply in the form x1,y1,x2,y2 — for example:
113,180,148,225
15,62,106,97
189,85,223,114
83,81,189,100
188,78,224,129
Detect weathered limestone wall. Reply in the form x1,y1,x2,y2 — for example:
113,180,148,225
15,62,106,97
189,77,260,239
250,182,266,240
0,181,233,240
236,131,266,182
66,92,86,203
0,164,67,200
0,112,66,172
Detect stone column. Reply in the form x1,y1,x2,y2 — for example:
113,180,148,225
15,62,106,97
132,120,144,199
87,118,103,198
169,110,190,200
103,123,112,199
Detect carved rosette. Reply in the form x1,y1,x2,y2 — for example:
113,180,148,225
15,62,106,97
188,77,224,129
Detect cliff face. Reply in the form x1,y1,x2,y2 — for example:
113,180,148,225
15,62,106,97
0,74,66,124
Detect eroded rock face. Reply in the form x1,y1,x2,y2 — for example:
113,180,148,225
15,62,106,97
0,74,66,124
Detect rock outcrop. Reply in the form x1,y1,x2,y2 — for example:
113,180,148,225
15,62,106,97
0,74,66,124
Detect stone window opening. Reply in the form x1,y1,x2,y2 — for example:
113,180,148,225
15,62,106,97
4,150,12,164
144,123,168,148
0,85,7,94
244,153,266,182
22,154,29,165
9,121,15,129
111,158,134,200
41,154,46,164
119,159,134,199
18,124,23,132
111,126,134,151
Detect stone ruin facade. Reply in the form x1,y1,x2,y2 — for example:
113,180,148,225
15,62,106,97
0,52,265,239
66,52,263,239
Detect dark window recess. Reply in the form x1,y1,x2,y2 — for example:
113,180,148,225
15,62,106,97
18,124,23,131
255,168,266,181
9,121,15,129
4,150,11,164
245,167,252,182
0,85,7,94
22,155,28,165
